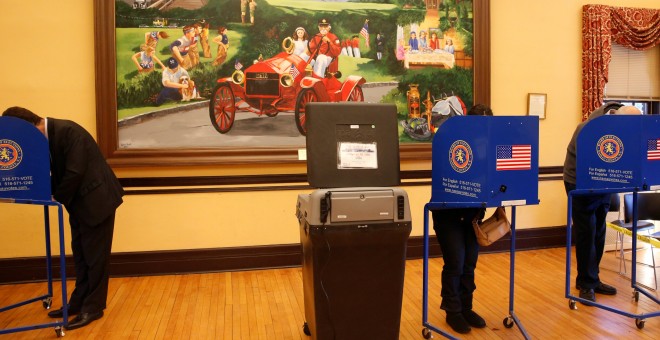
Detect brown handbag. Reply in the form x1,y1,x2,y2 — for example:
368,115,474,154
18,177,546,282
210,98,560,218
472,207,511,246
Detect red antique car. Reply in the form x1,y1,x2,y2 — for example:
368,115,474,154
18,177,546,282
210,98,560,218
209,41,366,135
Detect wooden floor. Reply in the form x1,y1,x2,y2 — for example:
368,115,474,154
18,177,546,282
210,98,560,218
0,247,658,339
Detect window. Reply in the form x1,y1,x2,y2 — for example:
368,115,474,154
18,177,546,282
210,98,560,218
605,43,660,114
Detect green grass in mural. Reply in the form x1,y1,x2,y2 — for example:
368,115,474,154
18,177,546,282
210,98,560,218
339,57,397,83
118,103,180,121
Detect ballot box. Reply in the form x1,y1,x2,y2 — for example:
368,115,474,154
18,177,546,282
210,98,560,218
296,102,411,340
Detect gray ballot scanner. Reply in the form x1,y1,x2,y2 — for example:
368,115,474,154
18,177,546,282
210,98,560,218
296,103,412,340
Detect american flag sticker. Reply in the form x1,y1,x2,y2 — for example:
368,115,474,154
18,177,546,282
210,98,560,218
648,138,660,160
496,145,531,171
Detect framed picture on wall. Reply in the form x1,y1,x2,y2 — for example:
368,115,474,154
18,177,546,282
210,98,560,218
94,0,491,170
527,93,547,119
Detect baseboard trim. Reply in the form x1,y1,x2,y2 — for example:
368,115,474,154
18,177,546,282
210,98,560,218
0,226,568,284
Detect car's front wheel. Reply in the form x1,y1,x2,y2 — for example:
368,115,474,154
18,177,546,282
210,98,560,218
294,88,318,136
209,83,236,134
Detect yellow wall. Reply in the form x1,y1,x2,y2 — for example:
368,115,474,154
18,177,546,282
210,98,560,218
1,0,658,258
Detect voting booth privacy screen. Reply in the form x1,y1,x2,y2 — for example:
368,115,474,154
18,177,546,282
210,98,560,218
576,115,660,191
0,116,51,201
431,116,539,207
305,102,400,188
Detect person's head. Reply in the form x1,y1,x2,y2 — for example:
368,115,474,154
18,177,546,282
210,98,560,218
218,26,227,34
2,106,42,124
157,31,169,39
420,30,426,38
431,32,437,39
398,38,404,46
467,104,493,116
318,18,331,35
614,105,642,115
182,25,195,39
294,27,308,40
447,38,453,45
410,31,416,38
2,106,46,134
166,57,179,70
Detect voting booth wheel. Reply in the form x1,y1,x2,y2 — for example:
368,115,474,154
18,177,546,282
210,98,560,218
55,326,65,337
633,290,640,302
568,300,577,310
421,327,432,339
635,319,645,329
302,322,311,336
503,316,514,328
42,297,52,309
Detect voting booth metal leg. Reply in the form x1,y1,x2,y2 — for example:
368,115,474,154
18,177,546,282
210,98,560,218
421,204,458,340
0,201,68,337
421,205,529,339
565,191,659,329
504,206,531,339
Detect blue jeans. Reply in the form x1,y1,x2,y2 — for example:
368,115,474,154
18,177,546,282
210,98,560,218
156,87,182,106
432,209,481,312
564,181,610,289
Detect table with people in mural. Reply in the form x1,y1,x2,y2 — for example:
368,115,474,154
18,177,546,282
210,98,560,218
397,29,455,69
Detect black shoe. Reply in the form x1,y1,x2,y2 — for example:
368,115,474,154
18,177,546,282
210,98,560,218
47,306,79,318
594,282,617,295
578,288,596,305
64,311,103,330
576,282,617,295
462,309,486,328
446,312,471,334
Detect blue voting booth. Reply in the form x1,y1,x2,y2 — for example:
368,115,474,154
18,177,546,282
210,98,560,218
422,116,539,339
567,114,660,327
0,117,68,337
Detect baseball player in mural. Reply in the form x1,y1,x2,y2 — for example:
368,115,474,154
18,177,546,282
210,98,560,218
307,18,341,79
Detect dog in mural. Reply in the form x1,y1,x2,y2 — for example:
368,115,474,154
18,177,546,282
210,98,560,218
178,76,197,101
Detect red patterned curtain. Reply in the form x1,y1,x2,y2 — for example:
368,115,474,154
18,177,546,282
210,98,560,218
581,5,660,120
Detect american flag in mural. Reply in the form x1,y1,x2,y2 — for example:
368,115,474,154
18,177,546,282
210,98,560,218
290,64,300,78
496,145,531,171
234,59,243,70
648,138,660,160
360,20,369,47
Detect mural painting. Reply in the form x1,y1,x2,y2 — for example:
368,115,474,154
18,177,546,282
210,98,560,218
114,0,475,149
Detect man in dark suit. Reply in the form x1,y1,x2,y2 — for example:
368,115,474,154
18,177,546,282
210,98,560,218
2,106,124,330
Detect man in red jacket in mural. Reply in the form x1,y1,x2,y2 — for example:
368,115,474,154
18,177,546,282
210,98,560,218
308,18,341,79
